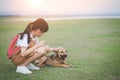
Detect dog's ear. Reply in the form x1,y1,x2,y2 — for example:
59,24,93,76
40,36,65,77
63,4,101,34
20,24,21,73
52,49,59,54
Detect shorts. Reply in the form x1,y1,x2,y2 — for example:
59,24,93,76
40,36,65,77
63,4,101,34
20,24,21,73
11,51,32,65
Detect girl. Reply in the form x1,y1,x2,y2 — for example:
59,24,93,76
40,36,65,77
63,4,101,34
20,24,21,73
11,18,58,74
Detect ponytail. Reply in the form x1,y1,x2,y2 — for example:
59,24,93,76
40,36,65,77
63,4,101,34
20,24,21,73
19,23,33,44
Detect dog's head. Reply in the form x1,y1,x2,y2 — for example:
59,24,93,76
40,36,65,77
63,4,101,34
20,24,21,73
53,47,67,60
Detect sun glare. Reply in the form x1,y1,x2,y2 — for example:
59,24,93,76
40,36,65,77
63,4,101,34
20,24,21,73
27,0,43,8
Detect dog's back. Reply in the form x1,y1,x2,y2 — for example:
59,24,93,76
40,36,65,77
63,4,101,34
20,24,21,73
43,54,66,66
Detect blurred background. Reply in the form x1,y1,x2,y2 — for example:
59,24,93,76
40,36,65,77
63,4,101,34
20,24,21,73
0,0,120,17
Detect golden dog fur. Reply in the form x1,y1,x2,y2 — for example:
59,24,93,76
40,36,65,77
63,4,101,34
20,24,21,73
35,47,72,67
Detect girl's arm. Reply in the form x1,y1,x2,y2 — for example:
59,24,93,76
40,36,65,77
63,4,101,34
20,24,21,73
20,41,45,57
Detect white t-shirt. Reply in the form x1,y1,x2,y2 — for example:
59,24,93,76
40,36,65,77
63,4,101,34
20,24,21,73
16,34,39,48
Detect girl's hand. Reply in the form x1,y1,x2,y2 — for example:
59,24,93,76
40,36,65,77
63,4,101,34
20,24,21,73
51,47,59,52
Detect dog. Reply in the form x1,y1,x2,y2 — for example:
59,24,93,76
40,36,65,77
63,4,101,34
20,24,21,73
35,47,72,68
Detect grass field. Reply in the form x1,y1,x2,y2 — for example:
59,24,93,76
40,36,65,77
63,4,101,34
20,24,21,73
0,17,120,80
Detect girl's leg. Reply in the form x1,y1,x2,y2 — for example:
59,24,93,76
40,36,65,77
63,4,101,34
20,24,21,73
21,47,48,66
16,47,48,74
16,46,53,74
36,56,47,66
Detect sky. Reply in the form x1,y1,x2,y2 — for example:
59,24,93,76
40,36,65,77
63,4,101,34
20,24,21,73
0,0,120,16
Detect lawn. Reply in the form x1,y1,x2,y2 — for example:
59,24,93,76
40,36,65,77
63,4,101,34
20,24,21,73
0,17,120,80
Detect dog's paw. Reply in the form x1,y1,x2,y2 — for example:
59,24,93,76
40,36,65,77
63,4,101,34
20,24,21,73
62,65,71,68
69,64,72,67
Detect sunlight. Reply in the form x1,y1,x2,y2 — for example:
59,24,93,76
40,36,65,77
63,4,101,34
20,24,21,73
26,0,43,9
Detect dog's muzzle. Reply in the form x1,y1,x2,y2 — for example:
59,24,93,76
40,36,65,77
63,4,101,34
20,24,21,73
60,54,67,60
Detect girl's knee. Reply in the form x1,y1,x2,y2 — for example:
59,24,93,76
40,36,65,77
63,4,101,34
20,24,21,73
44,46,51,52
34,52,45,58
35,47,48,55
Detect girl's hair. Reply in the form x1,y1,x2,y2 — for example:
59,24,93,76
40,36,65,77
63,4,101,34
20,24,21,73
19,18,48,44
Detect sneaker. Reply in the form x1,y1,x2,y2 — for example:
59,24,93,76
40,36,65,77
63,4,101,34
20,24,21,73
16,66,32,74
26,63,40,70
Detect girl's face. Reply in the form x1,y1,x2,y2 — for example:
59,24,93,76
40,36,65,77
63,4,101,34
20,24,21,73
34,28,44,37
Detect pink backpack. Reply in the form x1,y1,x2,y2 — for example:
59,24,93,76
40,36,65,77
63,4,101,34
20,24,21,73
7,35,20,59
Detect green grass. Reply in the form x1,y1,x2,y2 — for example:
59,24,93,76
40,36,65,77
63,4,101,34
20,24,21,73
0,17,120,80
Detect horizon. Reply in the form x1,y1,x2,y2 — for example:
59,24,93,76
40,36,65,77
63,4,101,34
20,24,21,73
0,13,120,17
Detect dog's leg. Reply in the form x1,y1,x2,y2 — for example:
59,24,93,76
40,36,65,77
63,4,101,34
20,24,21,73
54,63,70,68
65,64,72,67
63,60,72,67
62,64,72,67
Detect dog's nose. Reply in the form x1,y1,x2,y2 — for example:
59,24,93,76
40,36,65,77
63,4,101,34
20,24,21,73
64,54,67,58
